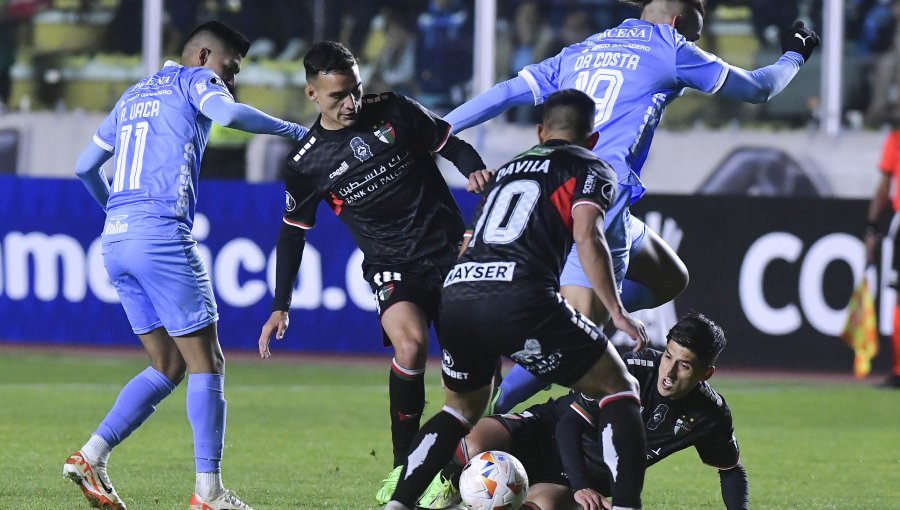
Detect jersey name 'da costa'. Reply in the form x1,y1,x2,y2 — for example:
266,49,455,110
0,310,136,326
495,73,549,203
580,349,740,471
283,92,464,273
93,62,233,239
443,141,617,297
519,19,729,201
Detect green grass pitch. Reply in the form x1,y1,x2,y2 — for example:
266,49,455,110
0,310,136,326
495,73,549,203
1,350,897,509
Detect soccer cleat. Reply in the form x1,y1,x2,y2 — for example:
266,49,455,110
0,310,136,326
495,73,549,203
63,451,127,510
417,473,461,509
375,465,403,505
189,490,254,510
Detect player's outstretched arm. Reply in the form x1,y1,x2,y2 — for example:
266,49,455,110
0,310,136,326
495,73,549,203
259,222,306,358
572,204,648,351
554,403,601,508
74,143,113,209
719,462,750,510
202,94,308,141
443,76,535,134
436,135,493,193
717,21,819,104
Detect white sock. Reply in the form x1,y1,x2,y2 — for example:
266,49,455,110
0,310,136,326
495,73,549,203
196,472,224,500
81,435,112,467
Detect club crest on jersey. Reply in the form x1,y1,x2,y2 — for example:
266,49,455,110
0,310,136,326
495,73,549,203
351,136,373,162
285,191,297,212
646,403,669,430
673,416,696,438
373,122,396,144
378,283,395,301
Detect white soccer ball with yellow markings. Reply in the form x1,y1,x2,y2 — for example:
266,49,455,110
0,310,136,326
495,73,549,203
459,450,529,510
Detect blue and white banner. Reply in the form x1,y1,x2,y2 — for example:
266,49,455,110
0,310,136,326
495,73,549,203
0,175,479,354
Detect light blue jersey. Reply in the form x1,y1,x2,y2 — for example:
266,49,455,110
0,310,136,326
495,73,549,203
519,19,728,203
93,61,233,239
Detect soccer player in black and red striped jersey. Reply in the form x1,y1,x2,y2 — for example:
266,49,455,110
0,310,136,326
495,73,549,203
385,89,649,510
255,41,492,504
418,312,747,510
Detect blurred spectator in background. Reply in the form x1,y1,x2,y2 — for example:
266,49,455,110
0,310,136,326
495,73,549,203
501,0,556,124
857,0,898,55
750,0,799,49
369,9,418,97
415,0,473,114
1,0,49,110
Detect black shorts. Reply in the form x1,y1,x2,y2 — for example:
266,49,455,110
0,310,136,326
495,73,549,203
367,265,445,347
491,401,610,492
438,290,608,392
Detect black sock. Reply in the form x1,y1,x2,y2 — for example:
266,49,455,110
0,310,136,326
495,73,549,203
389,359,425,467
440,438,468,486
598,392,646,509
392,409,471,506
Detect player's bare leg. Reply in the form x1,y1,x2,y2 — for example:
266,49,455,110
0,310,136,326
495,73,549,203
625,227,688,307
525,483,588,510
173,324,253,510
64,328,185,510
377,302,430,503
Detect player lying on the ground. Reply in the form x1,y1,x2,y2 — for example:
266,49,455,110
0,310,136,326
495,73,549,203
446,0,821,415
385,89,648,510
418,312,748,510
255,41,492,505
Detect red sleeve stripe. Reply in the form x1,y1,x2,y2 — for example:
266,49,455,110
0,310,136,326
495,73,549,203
599,390,640,409
282,217,313,230
550,177,577,232
569,402,596,426
432,124,452,153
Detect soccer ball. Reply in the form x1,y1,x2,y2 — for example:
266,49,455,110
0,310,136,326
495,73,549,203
459,450,529,510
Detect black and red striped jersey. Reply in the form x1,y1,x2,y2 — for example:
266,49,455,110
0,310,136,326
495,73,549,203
443,139,617,298
283,92,466,273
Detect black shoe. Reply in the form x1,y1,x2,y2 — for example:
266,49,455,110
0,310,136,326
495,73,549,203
876,374,900,389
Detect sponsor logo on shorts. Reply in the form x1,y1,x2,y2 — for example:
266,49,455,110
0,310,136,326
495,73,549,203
646,403,669,431
103,215,129,235
443,262,516,287
378,283,395,301
510,338,562,375
442,349,454,367
441,349,469,380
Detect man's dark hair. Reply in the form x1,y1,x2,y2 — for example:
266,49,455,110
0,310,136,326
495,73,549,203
304,41,358,81
667,312,725,367
619,0,705,17
542,89,596,138
185,20,251,57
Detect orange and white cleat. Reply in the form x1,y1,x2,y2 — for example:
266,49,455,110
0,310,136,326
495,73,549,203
63,451,127,510
189,490,254,510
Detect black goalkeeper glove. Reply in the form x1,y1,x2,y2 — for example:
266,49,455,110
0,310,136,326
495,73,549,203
781,21,820,62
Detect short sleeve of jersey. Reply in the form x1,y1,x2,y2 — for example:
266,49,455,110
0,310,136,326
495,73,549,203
397,95,452,152
185,68,234,114
695,416,741,469
674,38,730,94
572,159,617,213
283,170,322,230
519,50,563,106
93,106,118,153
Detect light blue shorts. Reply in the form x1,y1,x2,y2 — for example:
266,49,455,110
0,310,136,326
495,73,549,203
103,236,218,336
560,201,649,291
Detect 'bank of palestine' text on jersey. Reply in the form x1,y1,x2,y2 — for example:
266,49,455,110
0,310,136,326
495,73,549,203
284,92,465,273
444,140,617,298
93,61,234,239
520,19,729,201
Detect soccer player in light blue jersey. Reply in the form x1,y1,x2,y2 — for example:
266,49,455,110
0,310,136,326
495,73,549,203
445,0,820,415
63,21,307,510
